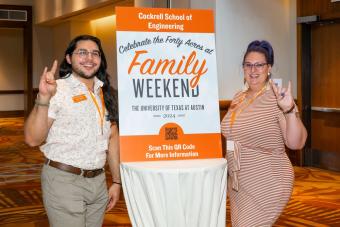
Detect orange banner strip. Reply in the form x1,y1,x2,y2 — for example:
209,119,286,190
120,123,222,162
116,7,214,33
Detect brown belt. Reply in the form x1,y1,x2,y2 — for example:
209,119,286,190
45,158,104,178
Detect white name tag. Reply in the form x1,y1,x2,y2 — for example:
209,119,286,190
227,140,235,151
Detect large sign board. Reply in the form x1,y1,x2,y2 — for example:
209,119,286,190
116,7,222,162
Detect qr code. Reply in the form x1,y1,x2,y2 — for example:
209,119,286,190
165,127,178,140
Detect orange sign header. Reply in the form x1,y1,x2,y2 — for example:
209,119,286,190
116,7,214,33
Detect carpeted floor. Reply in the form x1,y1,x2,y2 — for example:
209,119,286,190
0,117,339,227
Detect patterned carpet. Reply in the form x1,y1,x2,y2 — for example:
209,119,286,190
0,117,339,227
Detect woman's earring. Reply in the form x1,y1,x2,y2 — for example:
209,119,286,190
242,80,249,91
268,72,271,78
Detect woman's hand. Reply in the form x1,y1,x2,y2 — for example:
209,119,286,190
270,79,294,112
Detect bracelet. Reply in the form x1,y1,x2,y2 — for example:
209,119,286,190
35,98,49,107
283,104,295,114
113,181,122,185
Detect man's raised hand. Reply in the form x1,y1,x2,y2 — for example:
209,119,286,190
38,60,58,100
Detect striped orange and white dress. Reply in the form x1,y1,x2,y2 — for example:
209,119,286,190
221,87,294,227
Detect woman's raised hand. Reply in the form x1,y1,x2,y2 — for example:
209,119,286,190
270,79,295,112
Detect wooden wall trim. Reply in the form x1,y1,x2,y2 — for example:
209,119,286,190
0,110,24,118
0,90,24,95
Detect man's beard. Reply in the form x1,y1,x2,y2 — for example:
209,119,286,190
72,65,99,80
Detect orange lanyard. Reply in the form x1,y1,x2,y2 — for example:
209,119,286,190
230,86,266,129
88,87,105,135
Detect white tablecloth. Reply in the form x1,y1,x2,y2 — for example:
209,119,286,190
121,158,228,227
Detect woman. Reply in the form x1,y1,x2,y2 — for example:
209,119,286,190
221,40,307,226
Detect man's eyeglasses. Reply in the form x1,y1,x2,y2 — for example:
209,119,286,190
73,49,101,59
243,62,268,71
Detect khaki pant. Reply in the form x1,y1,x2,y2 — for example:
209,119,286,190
41,164,108,227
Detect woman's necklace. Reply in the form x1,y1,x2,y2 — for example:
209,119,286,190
229,85,267,129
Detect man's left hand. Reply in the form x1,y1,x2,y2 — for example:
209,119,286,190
106,183,121,211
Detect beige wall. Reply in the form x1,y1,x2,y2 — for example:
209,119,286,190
0,28,24,110
34,0,115,24
52,21,72,66
0,29,24,90
91,16,117,88
216,0,297,99
33,26,53,87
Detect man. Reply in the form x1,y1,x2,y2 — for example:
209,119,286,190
24,35,121,227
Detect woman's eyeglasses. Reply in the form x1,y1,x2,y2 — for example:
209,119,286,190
243,62,268,72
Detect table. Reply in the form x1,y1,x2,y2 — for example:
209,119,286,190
120,158,227,227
